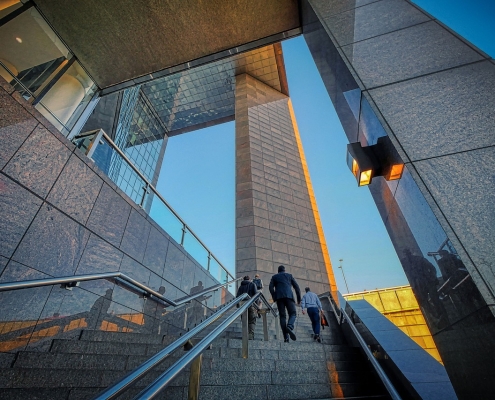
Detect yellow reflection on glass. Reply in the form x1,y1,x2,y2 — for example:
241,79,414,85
351,158,359,177
389,164,404,180
359,170,372,186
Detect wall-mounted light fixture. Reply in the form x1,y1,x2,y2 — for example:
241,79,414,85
346,136,404,187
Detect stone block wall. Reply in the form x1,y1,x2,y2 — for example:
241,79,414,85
0,77,227,353
235,73,336,296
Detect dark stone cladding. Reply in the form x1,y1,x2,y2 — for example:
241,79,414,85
0,76,226,351
303,0,495,397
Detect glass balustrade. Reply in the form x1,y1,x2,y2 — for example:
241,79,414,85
73,130,235,289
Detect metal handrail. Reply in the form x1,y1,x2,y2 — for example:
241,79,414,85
340,307,402,400
257,293,279,317
94,293,252,400
73,129,233,281
135,292,263,399
320,294,401,400
0,272,242,308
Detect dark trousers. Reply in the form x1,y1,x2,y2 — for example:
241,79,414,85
277,298,297,337
307,307,321,336
239,303,257,338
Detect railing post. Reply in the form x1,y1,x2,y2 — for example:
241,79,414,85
180,225,187,247
86,129,104,159
139,183,150,209
207,253,211,271
188,353,203,400
242,306,249,359
262,310,269,341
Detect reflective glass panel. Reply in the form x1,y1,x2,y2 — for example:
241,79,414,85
148,199,184,245
36,62,97,136
183,228,209,270
0,8,70,98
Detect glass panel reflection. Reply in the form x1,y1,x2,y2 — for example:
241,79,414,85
208,258,221,282
183,228,209,270
36,61,97,135
0,8,70,98
149,199,184,245
391,167,488,333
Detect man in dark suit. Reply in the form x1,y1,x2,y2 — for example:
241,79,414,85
269,265,301,342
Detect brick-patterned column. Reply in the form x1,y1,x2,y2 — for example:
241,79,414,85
235,74,336,296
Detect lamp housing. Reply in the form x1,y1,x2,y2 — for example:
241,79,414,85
346,136,404,187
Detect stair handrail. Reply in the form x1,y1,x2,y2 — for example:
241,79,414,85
0,272,242,307
320,294,402,400
93,292,254,400
133,292,263,400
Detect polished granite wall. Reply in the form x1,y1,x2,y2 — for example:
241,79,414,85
346,299,457,399
0,76,228,354
235,73,335,295
303,0,495,397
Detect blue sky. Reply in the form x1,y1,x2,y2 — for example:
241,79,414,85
156,0,494,294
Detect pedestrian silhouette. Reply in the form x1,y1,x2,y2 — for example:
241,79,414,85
87,289,113,329
143,286,167,334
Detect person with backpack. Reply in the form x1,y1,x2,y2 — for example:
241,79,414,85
236,276,258,340
252,274,264,312
253,274,264,291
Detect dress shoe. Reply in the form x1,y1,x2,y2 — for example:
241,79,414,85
287,326,297,341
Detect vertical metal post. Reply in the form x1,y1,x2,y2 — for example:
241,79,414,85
207,253,211,271
262,311,269,341
275,317,280,340
180,225,187,247
86,129,104,159
67,91,101,140
187,353,203,400
140,183,149,208
242,307,249,359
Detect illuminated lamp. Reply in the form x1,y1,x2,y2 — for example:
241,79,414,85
346,136,404,187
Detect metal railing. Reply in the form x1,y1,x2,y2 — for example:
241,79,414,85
95,291,278,400
0,272,241,308
72,129,235,288
320,293,402,400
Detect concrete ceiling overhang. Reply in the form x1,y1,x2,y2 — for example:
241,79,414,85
33,0,300,91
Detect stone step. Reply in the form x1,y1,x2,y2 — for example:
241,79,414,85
79,330,168,345
217,338,350,351
196,383,332,400
50,339,156,356
0,367,188,390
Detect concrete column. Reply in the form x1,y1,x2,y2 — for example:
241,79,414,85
235,73,336,296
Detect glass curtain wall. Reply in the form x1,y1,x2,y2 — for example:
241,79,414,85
91,87,167,211
0,5,97,136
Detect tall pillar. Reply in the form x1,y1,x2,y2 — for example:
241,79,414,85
235,73,336,296
302,0,495,397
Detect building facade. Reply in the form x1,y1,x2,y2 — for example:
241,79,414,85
344,286,442,363
0,0,494,397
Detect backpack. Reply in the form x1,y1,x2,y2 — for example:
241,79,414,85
253,278,263,290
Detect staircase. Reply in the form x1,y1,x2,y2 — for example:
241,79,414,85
0,299,389,399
